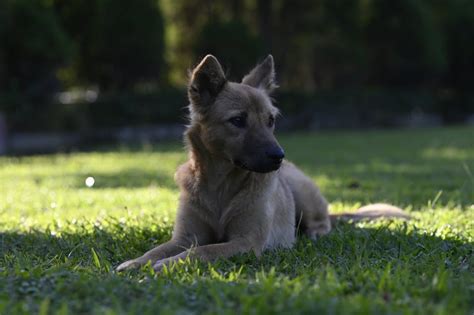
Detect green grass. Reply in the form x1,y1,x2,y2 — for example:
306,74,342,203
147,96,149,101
1,126,473,314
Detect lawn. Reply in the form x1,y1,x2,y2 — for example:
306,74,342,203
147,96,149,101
1,126,473,314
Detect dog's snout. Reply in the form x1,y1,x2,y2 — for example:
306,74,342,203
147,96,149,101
266,146,285,161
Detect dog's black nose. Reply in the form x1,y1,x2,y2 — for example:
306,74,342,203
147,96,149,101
266,146,285,161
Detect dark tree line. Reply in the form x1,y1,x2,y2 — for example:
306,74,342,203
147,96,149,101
0,0,473,130
1,0,165,94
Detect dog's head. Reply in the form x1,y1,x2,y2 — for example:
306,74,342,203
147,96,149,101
187,54,284,173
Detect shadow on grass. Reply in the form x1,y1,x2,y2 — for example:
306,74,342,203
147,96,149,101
1,222,472,273
1,221,472,313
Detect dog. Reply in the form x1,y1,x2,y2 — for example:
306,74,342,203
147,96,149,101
117,55,409,272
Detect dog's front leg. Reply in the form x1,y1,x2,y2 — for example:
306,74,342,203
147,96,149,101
153,237,256,271
116,239,190,271
117,203,214,271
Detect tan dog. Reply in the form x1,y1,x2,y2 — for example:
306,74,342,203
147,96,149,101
117,55,408,272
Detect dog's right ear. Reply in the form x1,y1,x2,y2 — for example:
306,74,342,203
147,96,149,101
242,55,277,94
188,55,226,110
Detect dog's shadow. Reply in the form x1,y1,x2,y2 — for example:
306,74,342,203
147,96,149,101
1,221,471,275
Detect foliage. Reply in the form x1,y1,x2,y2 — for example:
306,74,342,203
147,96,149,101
0,0,73,98
1,127,473,314
1,0,474,130
85,89,188,128
53,0,166,90
1,88,187,132
364,0,447,86
194,19,264,81
3,88,445,132
3,87,470,132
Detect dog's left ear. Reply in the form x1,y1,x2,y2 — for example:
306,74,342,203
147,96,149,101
242,55,278,94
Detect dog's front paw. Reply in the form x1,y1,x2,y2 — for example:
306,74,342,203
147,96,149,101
153,253,186,272
152,258,170,272
116,258,145,271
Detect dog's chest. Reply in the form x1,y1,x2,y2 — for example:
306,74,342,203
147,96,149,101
194,176,296,248
263,178,297,249
196,185,240,239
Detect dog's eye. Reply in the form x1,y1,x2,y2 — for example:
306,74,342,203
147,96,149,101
228,116,246,128
268,115,275,128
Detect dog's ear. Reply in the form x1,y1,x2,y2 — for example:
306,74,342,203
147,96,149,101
242,55,278,93
188,55,226,109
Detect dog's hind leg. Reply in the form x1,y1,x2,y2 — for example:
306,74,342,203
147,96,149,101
282,163,331,239
294,181,331,239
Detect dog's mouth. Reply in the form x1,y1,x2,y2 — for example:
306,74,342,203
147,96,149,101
233,159,282,173
233,159,249,170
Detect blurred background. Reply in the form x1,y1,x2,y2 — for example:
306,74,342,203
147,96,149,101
1,0,473,154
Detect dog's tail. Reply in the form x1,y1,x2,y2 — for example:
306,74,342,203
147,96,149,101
329,203,410,226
